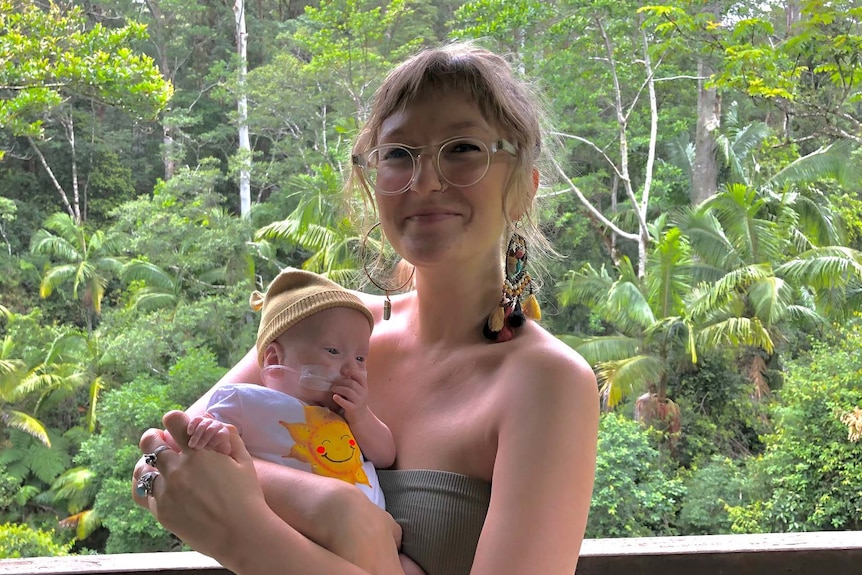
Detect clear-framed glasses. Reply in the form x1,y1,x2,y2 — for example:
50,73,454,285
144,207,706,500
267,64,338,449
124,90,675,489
352,136,518,196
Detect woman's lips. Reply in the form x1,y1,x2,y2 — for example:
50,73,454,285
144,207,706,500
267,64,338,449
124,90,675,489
406,211,460,224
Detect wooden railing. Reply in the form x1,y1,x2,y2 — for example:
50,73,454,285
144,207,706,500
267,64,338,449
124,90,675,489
1,532,861,574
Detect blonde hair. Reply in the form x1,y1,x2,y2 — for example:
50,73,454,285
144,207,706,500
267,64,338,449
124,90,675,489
346,41,555,284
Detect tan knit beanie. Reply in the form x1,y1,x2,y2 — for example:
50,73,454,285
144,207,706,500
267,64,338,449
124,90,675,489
249,268,374,367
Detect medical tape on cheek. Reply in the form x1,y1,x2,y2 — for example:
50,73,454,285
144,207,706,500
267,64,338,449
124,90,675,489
300,364,368,391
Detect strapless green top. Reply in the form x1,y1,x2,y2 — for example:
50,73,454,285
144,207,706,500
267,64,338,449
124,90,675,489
377,469,491,575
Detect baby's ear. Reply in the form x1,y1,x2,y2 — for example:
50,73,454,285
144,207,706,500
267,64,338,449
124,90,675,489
262,341,283,367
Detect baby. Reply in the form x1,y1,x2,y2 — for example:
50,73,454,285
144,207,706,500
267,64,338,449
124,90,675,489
185,268,393,508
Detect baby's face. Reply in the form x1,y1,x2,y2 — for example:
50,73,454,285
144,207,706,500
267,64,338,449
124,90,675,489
265,307,372,409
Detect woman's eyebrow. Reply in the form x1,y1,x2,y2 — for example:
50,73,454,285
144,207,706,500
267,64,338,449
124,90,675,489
380,120,492,142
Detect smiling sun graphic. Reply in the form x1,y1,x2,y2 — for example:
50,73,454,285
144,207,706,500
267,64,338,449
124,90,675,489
279,406,370,486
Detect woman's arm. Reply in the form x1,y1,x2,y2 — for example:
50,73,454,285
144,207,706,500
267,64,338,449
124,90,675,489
138,411,405,575
470,343,599,575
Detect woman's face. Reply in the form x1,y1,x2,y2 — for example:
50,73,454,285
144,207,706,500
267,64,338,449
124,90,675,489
373,91,515,268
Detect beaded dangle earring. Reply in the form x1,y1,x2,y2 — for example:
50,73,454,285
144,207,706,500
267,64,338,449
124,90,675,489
484,230,542,343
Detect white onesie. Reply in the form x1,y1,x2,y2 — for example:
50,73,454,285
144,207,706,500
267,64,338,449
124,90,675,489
205,383,385,508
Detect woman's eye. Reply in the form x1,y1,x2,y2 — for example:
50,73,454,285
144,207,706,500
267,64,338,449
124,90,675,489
380,147,411,161
447,141,482,154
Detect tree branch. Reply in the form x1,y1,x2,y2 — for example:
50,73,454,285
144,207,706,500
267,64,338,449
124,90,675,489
551,156,640,242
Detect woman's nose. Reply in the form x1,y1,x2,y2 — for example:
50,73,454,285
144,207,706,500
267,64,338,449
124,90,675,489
410,154,445,195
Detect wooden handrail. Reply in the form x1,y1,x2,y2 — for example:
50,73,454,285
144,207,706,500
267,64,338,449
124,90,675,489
1,532,861,574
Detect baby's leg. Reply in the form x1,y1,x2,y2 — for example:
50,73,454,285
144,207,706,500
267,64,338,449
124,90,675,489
400,553,426,575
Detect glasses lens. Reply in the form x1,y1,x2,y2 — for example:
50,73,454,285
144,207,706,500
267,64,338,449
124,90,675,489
438,138,490,188
367,145,414,194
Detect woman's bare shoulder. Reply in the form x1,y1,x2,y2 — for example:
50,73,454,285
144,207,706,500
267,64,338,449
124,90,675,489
497,322,598,412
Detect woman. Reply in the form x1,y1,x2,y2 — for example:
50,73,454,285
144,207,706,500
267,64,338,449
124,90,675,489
134,42,599,575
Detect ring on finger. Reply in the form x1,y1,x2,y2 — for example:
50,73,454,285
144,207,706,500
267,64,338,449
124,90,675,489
135,471,160,498
144,445,171,467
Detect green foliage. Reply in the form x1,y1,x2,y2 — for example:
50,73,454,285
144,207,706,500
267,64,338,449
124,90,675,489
0,522,72,558
726,320,862,533
77,375,181,553
670,354,768,468
677,456,750,535
0,1,172,140
0,429,71,486
587,412,685,537
77,349,225,552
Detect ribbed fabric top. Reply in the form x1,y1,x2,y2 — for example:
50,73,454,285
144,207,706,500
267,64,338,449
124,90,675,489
377,469,491,575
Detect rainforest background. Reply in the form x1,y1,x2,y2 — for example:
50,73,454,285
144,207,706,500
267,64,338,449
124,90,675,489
1,0,862,557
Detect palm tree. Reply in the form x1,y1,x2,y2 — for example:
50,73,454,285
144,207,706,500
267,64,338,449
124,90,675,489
30,213,125,333
0,335,52,447
254,169,369,286
558,217,702,432
677,176,861,396
120,259,182,313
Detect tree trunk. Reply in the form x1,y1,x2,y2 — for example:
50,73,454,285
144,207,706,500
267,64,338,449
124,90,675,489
786,0,802,33
143,0,178,180
691,59,720,206
234,0,251,218
27,137,78,223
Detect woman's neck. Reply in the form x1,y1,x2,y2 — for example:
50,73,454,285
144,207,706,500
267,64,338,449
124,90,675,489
400,259,504,346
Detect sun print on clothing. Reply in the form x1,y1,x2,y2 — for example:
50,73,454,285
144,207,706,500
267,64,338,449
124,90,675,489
279,405,371,486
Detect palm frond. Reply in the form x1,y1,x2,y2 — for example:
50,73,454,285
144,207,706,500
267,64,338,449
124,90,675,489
31,231,81,263
783,304,828,328
607,278,656,332
793,192,843,247
122,260,176,290
679,207,744,271
665,134,694,182
43,212,83,244
775,246,862,290
729,121,770,180
2,410,51,446
747,277,794,327
646,226,691,318
571,335,641,366
557,265,614,309
689,263,772,318
767,140,859,190
697,317,775,354
596,354,666,409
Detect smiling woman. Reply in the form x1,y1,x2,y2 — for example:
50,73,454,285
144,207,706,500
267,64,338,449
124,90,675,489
133,42,599,575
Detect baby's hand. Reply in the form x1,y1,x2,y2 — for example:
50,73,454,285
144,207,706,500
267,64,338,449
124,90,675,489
186,414,233,455
332,367,370,423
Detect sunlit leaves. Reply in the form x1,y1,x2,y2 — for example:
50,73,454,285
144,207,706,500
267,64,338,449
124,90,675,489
0,1,172,138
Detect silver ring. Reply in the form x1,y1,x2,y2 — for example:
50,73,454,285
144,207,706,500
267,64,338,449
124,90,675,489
135,471,159,498
144,445,171,467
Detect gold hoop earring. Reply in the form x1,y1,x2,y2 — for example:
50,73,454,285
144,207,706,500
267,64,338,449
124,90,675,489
361,222,415,320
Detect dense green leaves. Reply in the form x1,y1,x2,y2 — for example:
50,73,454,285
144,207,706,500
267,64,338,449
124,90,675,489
0,1,171,139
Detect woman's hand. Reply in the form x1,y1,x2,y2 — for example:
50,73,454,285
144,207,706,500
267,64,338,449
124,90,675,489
133,411,406,574
133,411,270,558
